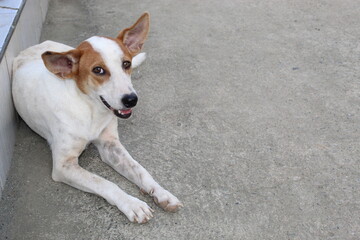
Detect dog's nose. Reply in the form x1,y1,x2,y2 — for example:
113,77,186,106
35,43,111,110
122,93,138,108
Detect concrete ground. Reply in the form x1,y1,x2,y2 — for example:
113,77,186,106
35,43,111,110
1,0,360,239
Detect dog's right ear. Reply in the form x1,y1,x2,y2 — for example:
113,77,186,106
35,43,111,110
41,50,82,79
117,12,150,56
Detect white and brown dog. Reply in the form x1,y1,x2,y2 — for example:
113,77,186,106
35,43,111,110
12,13,182,223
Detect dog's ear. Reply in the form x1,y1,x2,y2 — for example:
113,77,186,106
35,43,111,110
117,12,150,56
41,50,82,79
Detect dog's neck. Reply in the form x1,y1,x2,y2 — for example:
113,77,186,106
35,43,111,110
64,77,115,121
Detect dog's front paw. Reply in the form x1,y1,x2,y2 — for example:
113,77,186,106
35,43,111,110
119,196,154,223
152,189,183,212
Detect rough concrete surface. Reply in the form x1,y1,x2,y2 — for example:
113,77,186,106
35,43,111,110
1,0,360,239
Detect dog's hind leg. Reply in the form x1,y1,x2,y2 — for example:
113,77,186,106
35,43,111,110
50,136,154,223
94,119,183,212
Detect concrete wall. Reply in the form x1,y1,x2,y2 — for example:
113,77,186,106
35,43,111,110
0,0,49,196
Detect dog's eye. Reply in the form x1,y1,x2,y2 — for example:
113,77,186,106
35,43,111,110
122,61,131,70
92,66,106,75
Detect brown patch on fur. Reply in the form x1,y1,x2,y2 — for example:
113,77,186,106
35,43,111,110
76,42,110,93
103,36,133,75
41,42,110,94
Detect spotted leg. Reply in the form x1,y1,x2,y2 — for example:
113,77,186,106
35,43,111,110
94,119,183,212
50,135,153,223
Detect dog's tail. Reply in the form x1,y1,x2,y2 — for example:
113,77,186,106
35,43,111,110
132,52,146,69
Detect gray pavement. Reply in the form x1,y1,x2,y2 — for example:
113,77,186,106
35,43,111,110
1,0,360,239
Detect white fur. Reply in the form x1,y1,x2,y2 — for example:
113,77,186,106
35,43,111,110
132,52,147,68
12,39,182,223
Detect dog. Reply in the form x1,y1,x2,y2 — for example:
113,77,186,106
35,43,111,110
12,12,182,223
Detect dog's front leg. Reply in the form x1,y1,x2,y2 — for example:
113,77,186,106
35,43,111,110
94,120,183,212
51,137,153,223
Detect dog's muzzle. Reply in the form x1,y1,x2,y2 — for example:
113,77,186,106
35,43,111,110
100,96,133,119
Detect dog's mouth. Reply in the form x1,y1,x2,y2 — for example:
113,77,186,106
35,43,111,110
100,96,132,119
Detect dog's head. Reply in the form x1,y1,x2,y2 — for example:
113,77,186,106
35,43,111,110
41,13,150,119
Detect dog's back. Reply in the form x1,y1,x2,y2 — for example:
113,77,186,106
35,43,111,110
12,41,91,142
13,41,73,71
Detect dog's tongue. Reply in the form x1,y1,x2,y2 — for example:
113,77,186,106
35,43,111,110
119,109,132,115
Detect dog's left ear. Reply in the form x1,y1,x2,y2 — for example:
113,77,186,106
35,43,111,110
41,50,82,79
117,12,150,56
